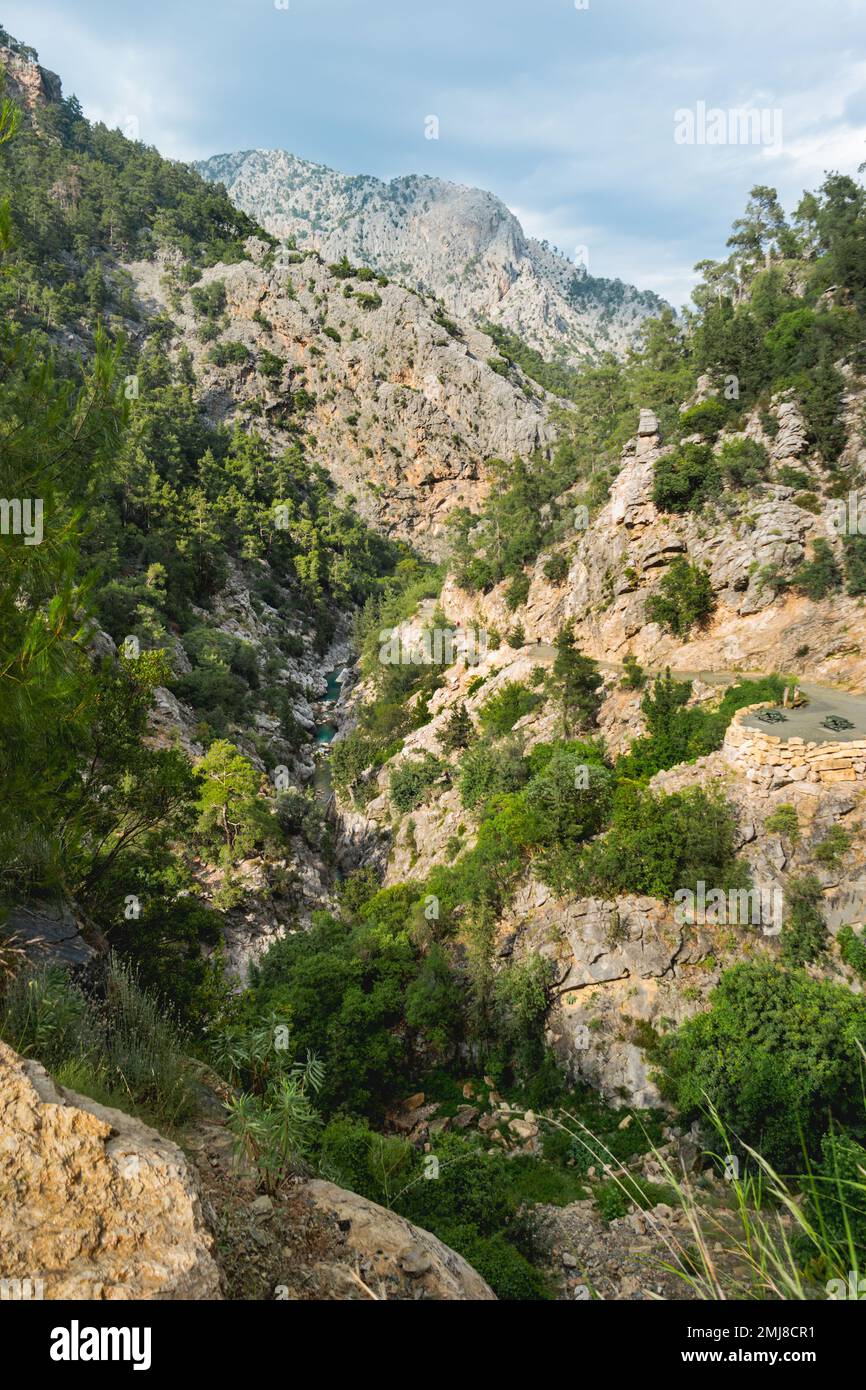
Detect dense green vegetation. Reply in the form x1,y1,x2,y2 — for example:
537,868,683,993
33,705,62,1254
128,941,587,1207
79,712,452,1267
3,31,866,1301
657,962,866,1171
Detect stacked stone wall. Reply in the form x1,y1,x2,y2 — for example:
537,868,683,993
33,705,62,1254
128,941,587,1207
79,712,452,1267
723,703,866,789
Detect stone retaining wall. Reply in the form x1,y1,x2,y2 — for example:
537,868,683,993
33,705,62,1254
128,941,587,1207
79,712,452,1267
723,704,866,789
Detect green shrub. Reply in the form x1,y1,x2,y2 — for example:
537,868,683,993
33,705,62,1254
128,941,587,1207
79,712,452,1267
389,754,444,812
330,727,402,804
189,279,226,318
336,865,382,916
208,340,249,367
543,551,570,585
653,443,719,512
458,737,529,811
117,894,231,1031
248,910,421,1118
319,1122,550,1299
765,803,801,845
620,652,646,690
678,398,730,441
440,702,474,753
717,437,770,487
646,558,716,635
814,825,852,868
614,669,713,780
258,349,285,383
811,1131,866,1260
656,961,866,1169
328,255,355,279
594,1176,675,1223
579,782,746,900
838,926,866,981
791,539,842,600
504,571,531,611
524,747,613,865
798,356,846,464
843,535,866,596
223,1051,324,1191
777,465,812,488
552,624,604,734
478,681,540,736
445,1229,549,1300
782,874,827,966
404,943,464,1061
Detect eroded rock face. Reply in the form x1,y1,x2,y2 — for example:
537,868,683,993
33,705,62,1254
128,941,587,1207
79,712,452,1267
125,243,554,557
506,889,709,1108
194,150,666,366
0,1043,221,1300
437,394,866,689
0,47,62,118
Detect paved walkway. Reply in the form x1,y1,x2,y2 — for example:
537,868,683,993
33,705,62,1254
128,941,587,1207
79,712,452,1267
523,645,866,747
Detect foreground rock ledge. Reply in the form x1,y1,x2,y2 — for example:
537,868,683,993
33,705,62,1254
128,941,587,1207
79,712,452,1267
296,1179,496,1300
0,1042,221,1300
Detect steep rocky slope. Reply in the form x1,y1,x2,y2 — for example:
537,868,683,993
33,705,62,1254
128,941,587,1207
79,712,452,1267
127,238,554,557
438,394,866,684
332,389,866,1109
195,149,666,365
0,1042,493,1301
4,27,866,1304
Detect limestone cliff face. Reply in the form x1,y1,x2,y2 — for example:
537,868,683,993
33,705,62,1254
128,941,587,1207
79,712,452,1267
332,389,866,1109
127,238,554,557
195,149,667,365
0,42,62,121
438,393,866,689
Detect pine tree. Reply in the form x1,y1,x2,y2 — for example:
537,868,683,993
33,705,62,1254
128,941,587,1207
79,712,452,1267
441,702,473,753
552,623,603,734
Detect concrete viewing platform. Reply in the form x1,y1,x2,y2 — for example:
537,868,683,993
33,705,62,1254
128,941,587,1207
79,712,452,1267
725,699,866,788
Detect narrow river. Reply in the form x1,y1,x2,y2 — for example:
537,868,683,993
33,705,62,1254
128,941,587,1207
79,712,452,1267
312,667,344,803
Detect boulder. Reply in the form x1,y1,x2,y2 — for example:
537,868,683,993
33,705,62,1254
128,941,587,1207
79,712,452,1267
298,1180,495,1300
0,1043,221,1300
6,900,95,968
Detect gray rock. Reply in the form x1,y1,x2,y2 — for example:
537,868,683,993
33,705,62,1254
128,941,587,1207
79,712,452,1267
7,901,95,968
194,150,666,368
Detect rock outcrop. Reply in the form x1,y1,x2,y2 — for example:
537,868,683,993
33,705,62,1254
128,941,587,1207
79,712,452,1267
6,901,95,969
438,395,866,689
0,40,61,119
0,1043,221,1300
126,239,554,557
296,1180,495,1300
195,149,667,365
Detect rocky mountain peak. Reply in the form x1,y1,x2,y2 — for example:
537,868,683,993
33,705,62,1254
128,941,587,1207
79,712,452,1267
0,35,62,118
195,148,667,365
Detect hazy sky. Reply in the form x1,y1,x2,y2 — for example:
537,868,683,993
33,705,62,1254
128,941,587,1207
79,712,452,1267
5,0,865,307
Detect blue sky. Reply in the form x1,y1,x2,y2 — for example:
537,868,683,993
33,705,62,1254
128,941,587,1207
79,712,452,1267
5,0,865,307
